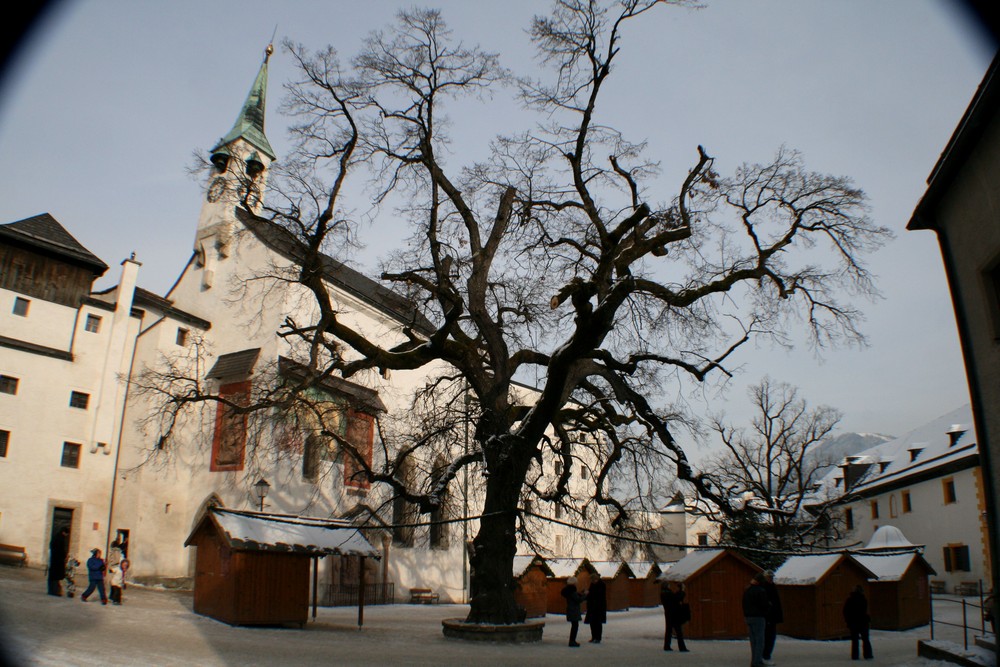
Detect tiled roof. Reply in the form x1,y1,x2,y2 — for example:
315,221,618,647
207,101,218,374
0,213,108,274
207,348,261,380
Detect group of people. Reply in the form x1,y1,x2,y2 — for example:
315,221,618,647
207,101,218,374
46,528,130,606
559,567,872,663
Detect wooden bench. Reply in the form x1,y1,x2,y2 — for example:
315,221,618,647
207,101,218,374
0,543,27,567
409,588,440,604
930,580,946,594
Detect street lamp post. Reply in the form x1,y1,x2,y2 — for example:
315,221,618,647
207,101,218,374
254,478,270,512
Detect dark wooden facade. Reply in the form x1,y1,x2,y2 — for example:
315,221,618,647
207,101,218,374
667,550,761,639
591,562,634,612
867,557,935,630
513,557,554,618
776,557,875,640
187,520,311,626
628,562,663,608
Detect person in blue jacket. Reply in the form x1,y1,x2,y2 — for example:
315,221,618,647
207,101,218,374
80,548,108,605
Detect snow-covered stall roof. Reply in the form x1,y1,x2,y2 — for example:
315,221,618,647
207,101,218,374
664,549,726,581
851,553,934,581
774,554,876,586
627,561,660,578
513,554,554,577
185,508,380,558
657,562,675,580
590,561,634,579
547,557,588,578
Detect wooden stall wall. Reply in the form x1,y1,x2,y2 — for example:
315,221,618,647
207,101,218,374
514,565,550,618
778,561,871,639
231,551,311,626
869,563,933,630
547,568,593,615
629,567,663,608
683,552,760,639
605,571,632,611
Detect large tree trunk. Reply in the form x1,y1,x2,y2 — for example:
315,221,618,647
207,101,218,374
465,440,530,624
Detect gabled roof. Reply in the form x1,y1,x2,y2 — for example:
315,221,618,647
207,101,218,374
546,557,590,579
852,553,937,582
0,213,108,274
773,554,878,586
626,561,662,578
663,549,760,582
211,46,275,161
590,560,634,579
513,554,554,577
207,348,260,380
237,207,435,335
184,507,379,558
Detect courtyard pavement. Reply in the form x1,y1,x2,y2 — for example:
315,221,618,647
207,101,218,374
0,566,989,666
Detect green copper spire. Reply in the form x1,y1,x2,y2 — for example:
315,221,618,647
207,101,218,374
212,44,276,161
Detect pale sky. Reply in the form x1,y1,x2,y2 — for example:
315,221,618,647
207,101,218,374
0,1,994,441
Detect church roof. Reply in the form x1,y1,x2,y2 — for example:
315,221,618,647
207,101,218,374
237,207,435,335
211,45,276,161
0,213,108,274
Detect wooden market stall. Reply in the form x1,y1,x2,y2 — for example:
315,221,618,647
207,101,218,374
627,561,663,608
513,555,554,618
590,561,635,611
774,554,877,639
853,552,936,630
663,549,761,639
185,508,380,627
545,557,594,615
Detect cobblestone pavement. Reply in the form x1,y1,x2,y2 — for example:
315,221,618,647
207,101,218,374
0,567,982,666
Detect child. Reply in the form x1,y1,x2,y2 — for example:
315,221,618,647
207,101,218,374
81,548,108,605
108,564,123,605
64,557,80,598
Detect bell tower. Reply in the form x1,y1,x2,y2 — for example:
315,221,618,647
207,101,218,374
195,44,276,289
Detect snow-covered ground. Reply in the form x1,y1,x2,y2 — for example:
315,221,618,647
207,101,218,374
0,566,990,666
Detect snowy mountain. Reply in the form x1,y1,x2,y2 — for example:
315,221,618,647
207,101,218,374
806,431,895,472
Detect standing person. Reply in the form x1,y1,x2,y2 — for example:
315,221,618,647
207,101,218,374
64,557,80,598
761,570,783,665
843,585,873,660
660,579,690,652
585,572,607,643
80,548,108,605
47,526,69,596
743,573,770,667
561,576,587,647
107,563,123,605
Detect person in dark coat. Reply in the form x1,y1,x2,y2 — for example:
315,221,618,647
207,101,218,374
561,576,587,647
660,579,690,652
585,572,607,643
761,569,783,665
843,585,873,660
80,548,108,605
743,573,770,667
47,527,69,596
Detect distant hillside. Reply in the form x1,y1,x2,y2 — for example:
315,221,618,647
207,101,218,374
806,431,894,473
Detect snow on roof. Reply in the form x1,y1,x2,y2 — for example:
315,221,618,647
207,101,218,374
864,525,918,550
627,561,659,578
189,508,380,558
590,561,632,579
852,553,923,581
547,557,586,578
773,555,843,585
664,549,724,581
813,405,976,500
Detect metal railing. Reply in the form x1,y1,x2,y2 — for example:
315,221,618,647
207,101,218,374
929,579,989,651
322,582,395,607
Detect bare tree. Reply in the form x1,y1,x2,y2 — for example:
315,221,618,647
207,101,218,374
696,377,844,567
140,1,891,624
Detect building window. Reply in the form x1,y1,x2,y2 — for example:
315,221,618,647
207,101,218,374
0,430,8,457
943,478,957,504
69,391,90,409
12,297,29,317
902,491,912,513
845,507,854,531
870,500,879,519
697,533,709,546
580,465,589,480
0,375,18,395
554,504,563,520
554,534,564,554
343,410,374,490
210,381,250,471
176,328,188,346
889,495,898,518
555,460,563,477
60,442,82,468
943,544,972,572
84,314,102,333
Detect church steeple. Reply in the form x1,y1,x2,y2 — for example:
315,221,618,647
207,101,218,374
210,44,276,165
196,44,277,289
